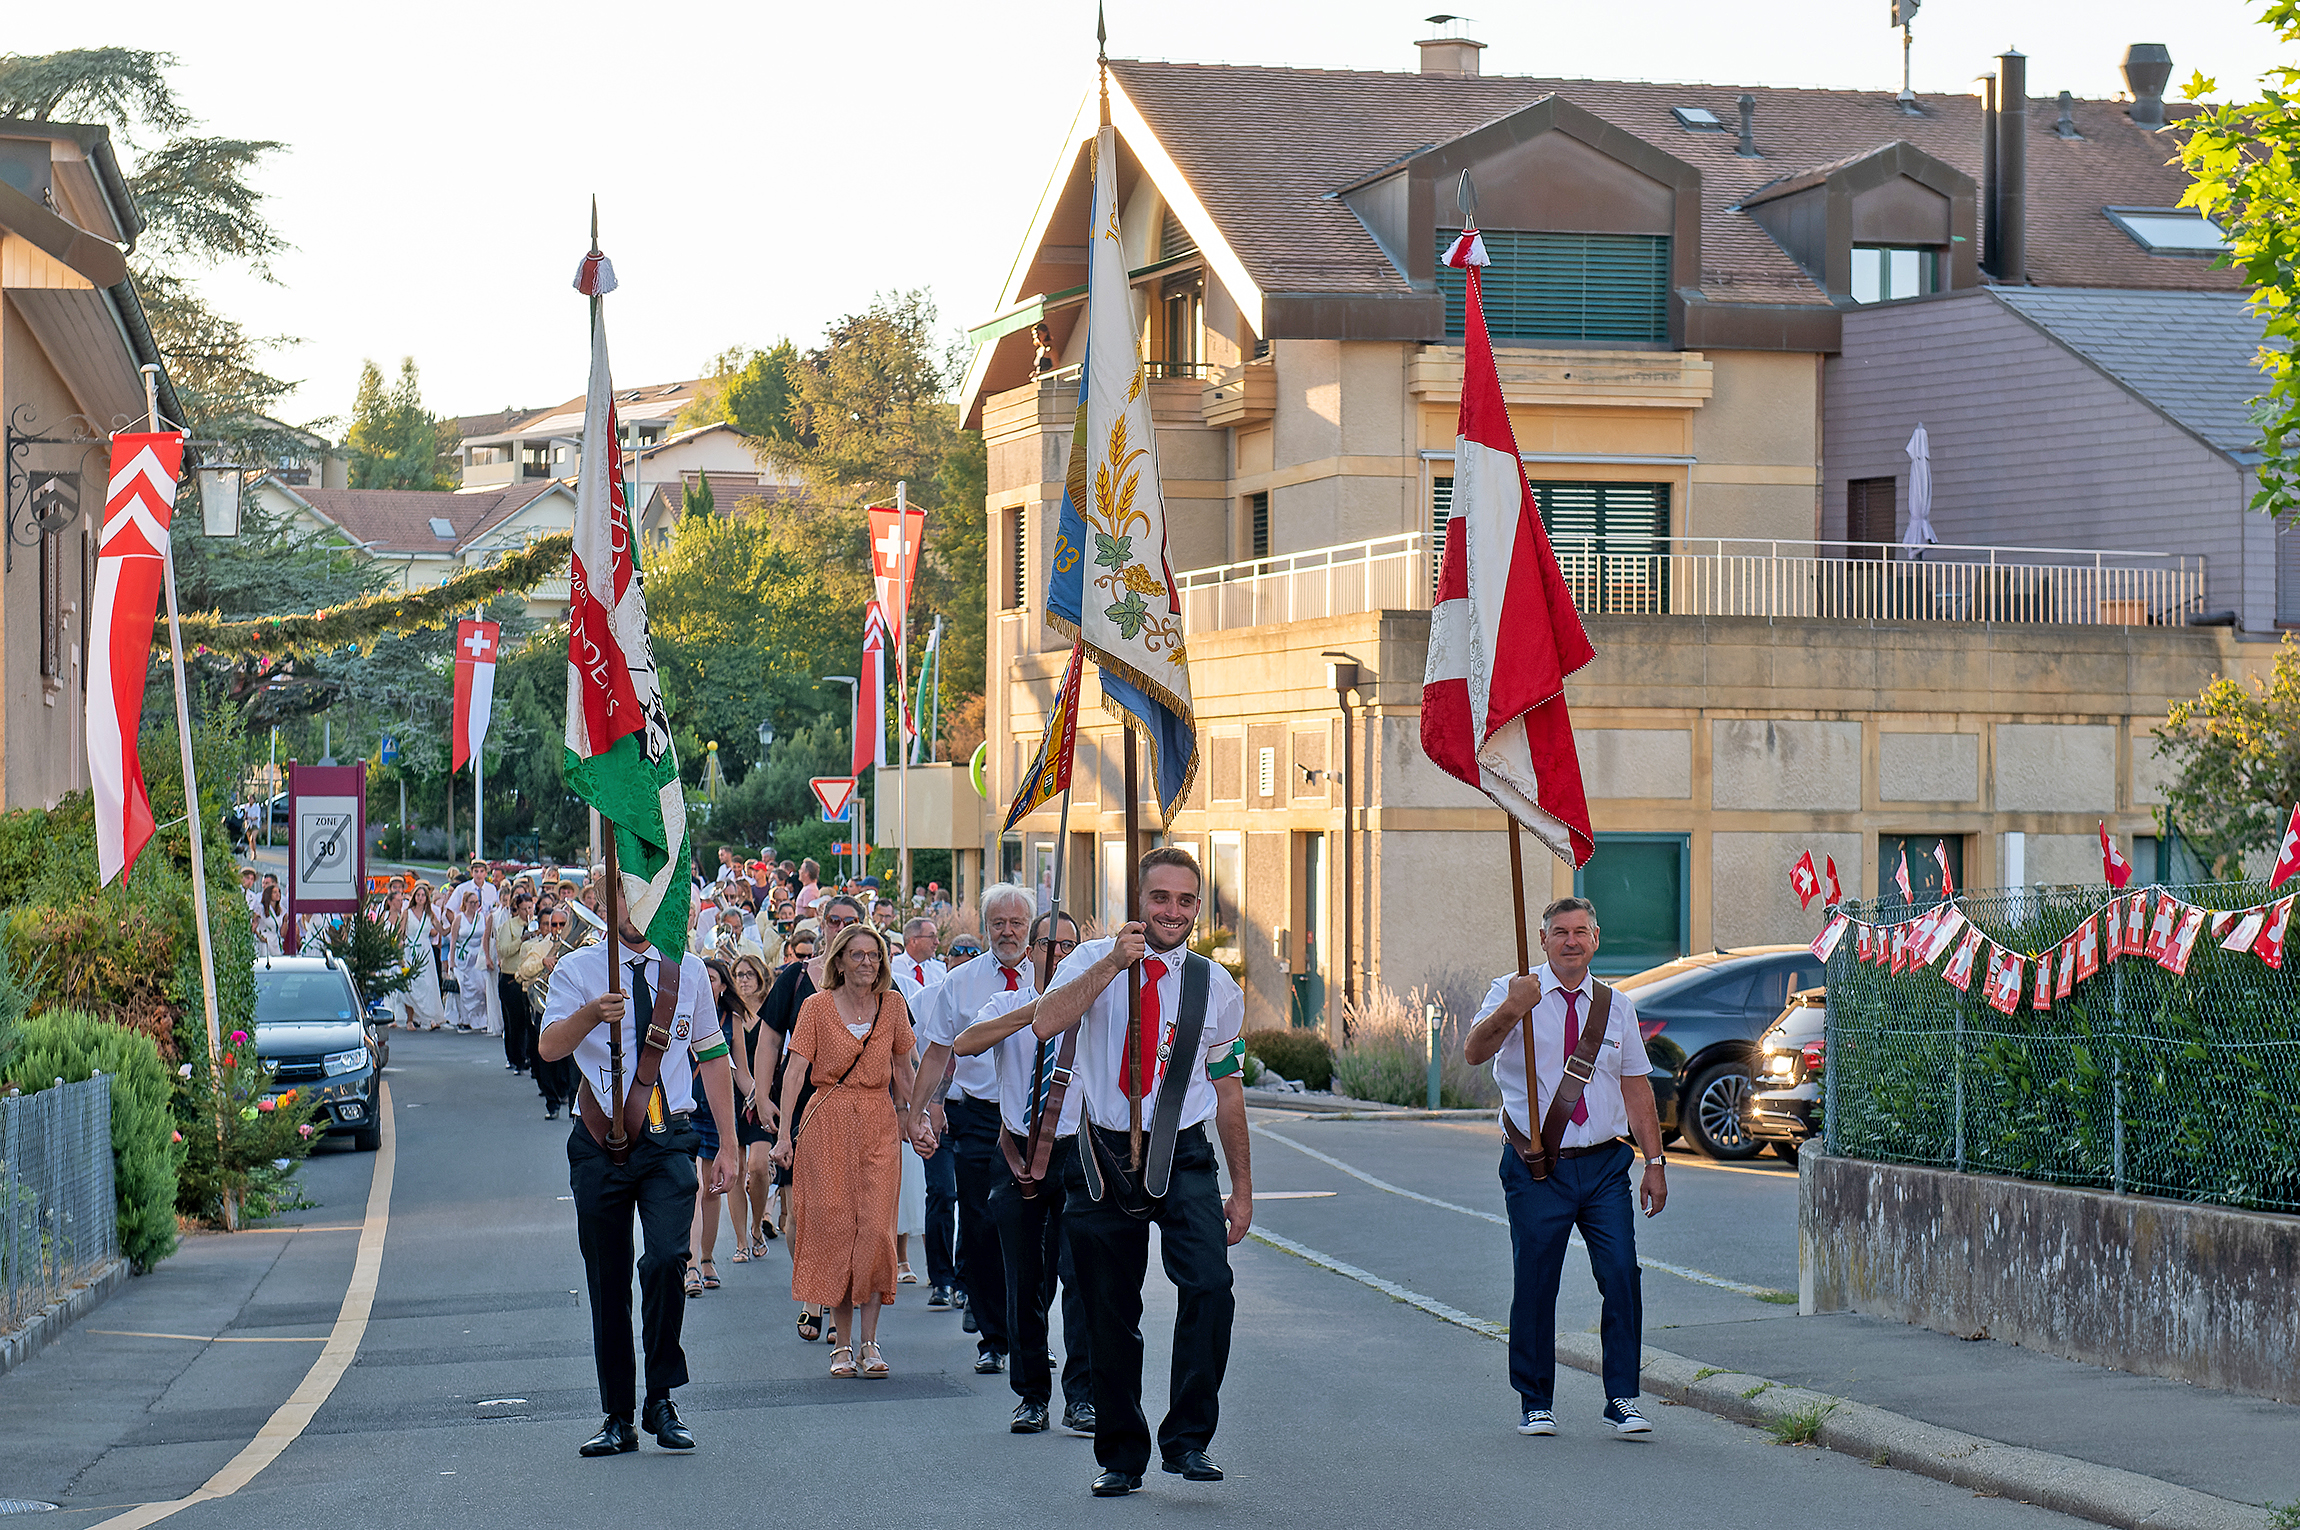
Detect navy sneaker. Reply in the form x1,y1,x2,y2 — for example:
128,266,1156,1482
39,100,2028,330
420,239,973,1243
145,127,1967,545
1517,1409,1556,1436
1603,1398,1652,1435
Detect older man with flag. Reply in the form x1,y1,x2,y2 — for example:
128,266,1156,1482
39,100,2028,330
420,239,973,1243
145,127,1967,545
1431,197,1666,1442
536,230,739,1462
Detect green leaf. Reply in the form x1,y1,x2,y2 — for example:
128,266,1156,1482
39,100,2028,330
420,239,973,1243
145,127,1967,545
1104,589,1150,640
1093,530,1134,569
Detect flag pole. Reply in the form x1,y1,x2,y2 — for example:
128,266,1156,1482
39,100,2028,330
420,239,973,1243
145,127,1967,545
1124,723,1144,1168
143,362,232,1232
1508,817,1531,978
587,196,627,1153
896,479,911,906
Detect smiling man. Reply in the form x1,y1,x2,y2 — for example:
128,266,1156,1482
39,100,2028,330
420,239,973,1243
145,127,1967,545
1464,896,1667,1441
1027,845,1250,1498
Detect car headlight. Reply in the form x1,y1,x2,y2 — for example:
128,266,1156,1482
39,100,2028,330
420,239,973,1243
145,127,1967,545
323,1048,367,1077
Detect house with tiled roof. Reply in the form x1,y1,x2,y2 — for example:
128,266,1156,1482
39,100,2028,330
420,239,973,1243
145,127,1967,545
248,478,579,620
961,29,2285,1054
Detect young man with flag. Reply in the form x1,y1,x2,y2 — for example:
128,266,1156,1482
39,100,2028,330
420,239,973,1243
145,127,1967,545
537,233,738,1460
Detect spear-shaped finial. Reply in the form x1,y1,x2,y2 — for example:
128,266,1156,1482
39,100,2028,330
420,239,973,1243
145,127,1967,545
575,197,618,297
1456,169,1479,232
1098,1,1111,128
589,193,599,254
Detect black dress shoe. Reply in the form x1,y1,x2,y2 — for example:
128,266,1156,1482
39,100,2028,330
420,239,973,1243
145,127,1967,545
926,1284,951,1309
1062,1402,1097,1436
640,1397,695,1450
1090,1470,1142,1497
1011,1401,1050,1433
974,1348,1005,1374
1160,1450,1224,1481
544,1104,559,1120
962,1303,980,1334
578,1415,638,1457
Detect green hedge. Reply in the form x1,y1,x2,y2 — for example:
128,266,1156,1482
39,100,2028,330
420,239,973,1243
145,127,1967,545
8,1010,182,1272
1244,1028,1334,1092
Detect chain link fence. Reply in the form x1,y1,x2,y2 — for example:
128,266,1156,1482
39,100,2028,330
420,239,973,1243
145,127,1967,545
1,1076,118,1334
1824,880,2300,1214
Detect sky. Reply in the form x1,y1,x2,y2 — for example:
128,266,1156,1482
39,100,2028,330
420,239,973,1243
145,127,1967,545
11,0,2283,430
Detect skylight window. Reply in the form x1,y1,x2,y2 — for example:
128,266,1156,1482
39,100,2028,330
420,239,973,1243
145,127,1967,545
2105,206,2229,256
1671,106,1725,132
428,517,457,539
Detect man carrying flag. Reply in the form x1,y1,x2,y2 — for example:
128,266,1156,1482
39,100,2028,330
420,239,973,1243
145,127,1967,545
1433,192,1664,1445
535,230,740,1462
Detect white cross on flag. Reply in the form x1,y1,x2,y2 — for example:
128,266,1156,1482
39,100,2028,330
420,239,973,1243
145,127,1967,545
1790,851,1819,911
867,502,926,649
2099,821,2134,890
453,619,500,774
2270,804,2300,891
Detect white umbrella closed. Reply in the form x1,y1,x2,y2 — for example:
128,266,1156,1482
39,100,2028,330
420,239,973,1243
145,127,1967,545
1902,424,1937,557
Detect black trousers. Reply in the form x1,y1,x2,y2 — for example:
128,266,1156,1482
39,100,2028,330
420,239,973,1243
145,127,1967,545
946,1096,1010,1355
1062,1124,1233,1475
989,1135,1092,1410
499,975,531,1072
922,1135,959,1291
569,1122,699,1415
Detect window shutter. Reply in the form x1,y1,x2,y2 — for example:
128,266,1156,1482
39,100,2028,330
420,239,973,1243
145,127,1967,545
1528,481,1671,614
1430,476,1453,592
1437,230,1671,344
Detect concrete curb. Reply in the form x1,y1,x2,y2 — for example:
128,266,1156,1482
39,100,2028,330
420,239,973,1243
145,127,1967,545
1552,1332,2275,1530
0,1258,128,1378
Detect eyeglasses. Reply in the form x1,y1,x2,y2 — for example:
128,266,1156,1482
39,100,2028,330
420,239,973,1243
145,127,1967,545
823,913,856,928
1040,939,1079,955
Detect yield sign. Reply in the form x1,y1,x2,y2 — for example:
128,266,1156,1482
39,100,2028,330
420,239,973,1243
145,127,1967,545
810,776,857,820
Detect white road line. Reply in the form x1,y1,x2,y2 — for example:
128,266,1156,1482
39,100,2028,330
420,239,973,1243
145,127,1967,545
89,1080,397,1530
1248,1228,1506,1342
1251,1125,1777,1298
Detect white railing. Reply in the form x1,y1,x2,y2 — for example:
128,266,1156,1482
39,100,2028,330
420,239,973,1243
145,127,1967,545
1174,533,2208,634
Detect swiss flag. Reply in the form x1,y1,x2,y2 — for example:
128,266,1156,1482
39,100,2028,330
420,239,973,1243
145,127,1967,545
2271,804,2300,891
1824,856,1843,907
1790,851,1820,910
452,619,500,774
1419,228,1594,867
1893,848,1914,904
1984,946,2025,1015
1933,840,1955,901
2256,896,2294,969
2100,822,2133,890
866,502,927,650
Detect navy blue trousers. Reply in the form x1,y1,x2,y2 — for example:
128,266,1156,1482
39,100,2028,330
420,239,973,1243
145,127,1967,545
922,1135,959,1292
1498,1141,1643,1411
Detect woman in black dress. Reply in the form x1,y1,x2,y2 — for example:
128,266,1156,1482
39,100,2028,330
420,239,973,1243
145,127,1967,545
725,951,780,1263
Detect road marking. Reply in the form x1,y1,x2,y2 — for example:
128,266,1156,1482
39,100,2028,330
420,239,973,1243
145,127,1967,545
1252,1190,1337,1200
1251,1125,1774,1297
87,1332,328,1344
1249,1227,1506,1342
88,1080,396,1530
1665,1158,1796,1180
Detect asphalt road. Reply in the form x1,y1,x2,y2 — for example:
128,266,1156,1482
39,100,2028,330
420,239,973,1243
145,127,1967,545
1,1030,2092,1529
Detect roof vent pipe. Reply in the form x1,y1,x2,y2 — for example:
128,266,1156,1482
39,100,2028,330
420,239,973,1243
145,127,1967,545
1980,73,1999,274
1736,94,1761,157
1995,49,2027,285
2123,43,2172,127
2055,89,2083,139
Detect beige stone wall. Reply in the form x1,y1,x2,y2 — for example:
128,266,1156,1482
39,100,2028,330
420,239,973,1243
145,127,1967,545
1711,719,1862,812
1576,728,1692,800
1879,731,1979,802
1713,831,1867,948
1686,350,1821,543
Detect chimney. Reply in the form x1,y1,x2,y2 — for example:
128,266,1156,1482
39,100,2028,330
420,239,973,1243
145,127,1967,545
2124,43,2172,127
1994,50,2027,284
1416,15,1485,75
1736,93,1761,157
2055,89,2083,139
1980,73,1999,274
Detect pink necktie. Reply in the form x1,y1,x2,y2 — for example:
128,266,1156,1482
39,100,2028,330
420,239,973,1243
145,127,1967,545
1561,989,1589,1126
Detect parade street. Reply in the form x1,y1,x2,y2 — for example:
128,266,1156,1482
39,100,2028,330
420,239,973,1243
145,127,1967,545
0,1031,2133,1530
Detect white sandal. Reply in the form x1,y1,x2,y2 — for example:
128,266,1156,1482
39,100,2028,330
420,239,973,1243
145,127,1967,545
829,1344,857,1378
858,1341,889,1377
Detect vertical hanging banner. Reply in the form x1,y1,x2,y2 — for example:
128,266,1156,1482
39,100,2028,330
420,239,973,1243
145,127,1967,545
854,601,889,777
867,502,927,649
1006,641,1086,833
452,619,501,773
88,432,185,885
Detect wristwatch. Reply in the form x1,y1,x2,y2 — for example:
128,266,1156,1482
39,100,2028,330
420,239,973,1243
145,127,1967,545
1645,1156,1667,1168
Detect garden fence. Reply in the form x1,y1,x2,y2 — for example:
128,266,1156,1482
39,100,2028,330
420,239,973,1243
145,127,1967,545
1823,880,2300,1214
0,1074,117,1334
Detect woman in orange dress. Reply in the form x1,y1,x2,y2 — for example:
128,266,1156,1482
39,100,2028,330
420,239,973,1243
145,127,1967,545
770,922,917,1379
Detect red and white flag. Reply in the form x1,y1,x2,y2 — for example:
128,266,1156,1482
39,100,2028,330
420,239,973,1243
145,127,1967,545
867,502,927,651
2221,905,2268,953
1933,840,1955,901
2073,915,2102,981
1942,927,1985,990
1984,946,2025,1015
1810,914,1850,961
2143,892,2180,964
853,601,889,777
2255,896,2294,969
1420,229,1594,867
2055,932,2078,998
2032,949,2055,1010
2160,906,2207,975
2123,891,2150,957
1894,848,1914,904
2271,804,2300,890
1790,851,1820,910
2100,822,2133,889
88,431,184,885
452,619,500,774
1824,856,1843,907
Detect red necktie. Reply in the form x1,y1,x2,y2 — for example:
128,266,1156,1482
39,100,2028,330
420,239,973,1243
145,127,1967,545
1560,989,1589,1126
914,962,926,985
1003,965,1020,992
1135,956,1167,1099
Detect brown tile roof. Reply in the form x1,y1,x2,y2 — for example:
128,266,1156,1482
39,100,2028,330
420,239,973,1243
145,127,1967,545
294,480,562,555
1110,59,2238,306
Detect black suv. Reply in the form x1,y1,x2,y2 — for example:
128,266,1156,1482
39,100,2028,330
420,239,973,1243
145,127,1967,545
252,955,384,1151
1614,947,1826,1160
1743,987,1826,1165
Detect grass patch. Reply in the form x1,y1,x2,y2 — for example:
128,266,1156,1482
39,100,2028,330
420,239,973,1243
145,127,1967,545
1769,1398,1841,1445
1692,1366,1726,1382
1868,1450,1891,1467
2267,1502,2300,1530
1740,1381,1773,1400
1755,1289,1798,1305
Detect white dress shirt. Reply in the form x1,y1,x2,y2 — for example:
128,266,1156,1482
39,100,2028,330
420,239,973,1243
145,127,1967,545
1047,937,1245,1134
971,986,1086,1139
1475,962,1651,1149
900,955,948,992
912,955,1031,1101
542,937,724,1114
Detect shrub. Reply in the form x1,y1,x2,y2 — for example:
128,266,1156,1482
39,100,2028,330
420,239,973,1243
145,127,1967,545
1244,1028,1333,1092
312,908,414,1005
175,1026,322,1226
6,1009,182,1271
1332,984,1500,1110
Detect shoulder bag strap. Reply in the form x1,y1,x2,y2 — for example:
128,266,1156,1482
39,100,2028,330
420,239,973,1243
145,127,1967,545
1142,952,1211,1198
616,957,682,1148
1023,1023,1080,1187
1502,981,1614,1178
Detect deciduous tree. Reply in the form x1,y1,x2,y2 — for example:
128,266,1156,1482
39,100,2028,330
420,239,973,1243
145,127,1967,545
2154,634,2300,876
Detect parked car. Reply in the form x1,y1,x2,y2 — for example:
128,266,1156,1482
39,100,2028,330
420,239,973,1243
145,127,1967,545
252,954,384,1151
1613,946,1827,1160
1743,987,1826,1165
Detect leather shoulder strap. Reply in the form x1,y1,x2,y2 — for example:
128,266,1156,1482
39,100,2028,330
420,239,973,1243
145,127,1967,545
1143,951,1211,1197
1502,980,1614,1177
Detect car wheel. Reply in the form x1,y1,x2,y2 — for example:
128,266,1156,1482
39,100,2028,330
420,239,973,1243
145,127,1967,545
1770,1138,1801,1168
353,1121,381,1152
1682,1062,1764,1160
